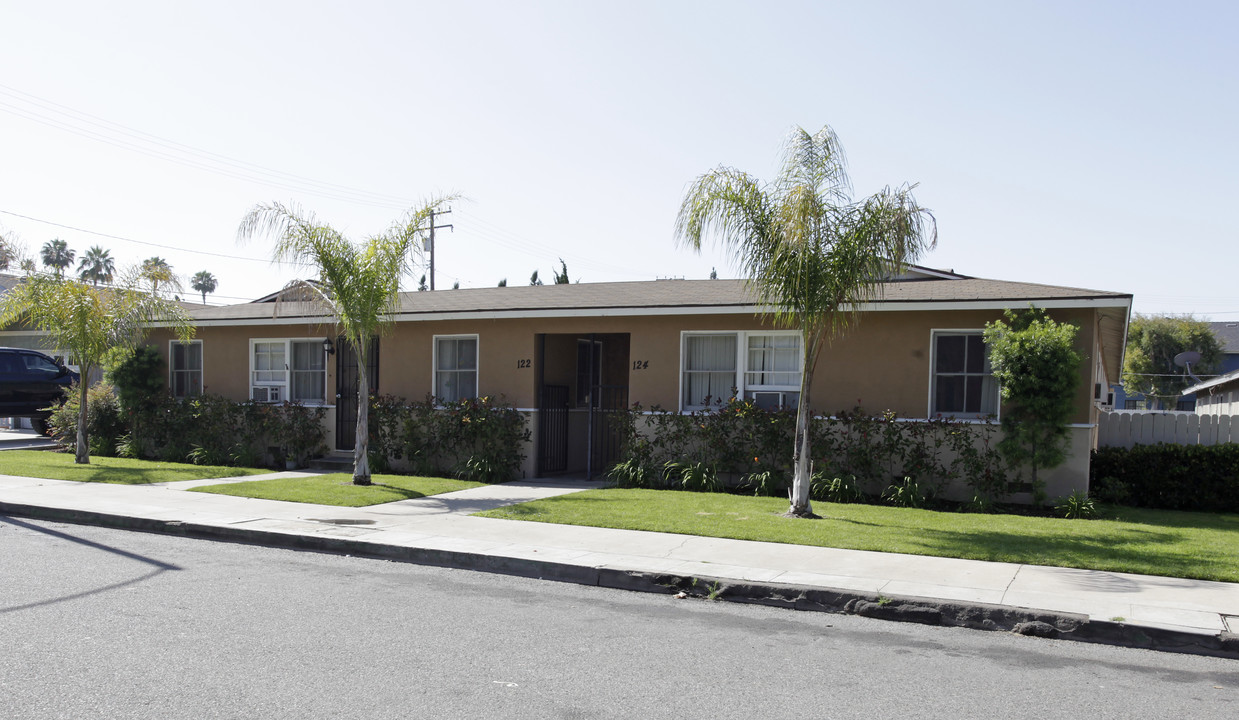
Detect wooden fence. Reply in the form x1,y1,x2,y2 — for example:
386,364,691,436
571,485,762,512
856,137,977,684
1097,411,1238,448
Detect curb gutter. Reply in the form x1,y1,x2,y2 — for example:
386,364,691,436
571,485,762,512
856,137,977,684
5,501,1237,660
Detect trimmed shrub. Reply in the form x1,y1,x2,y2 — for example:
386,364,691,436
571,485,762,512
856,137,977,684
362,394,530,482
607,401,1008,503
47,382,125,456
1091,444,1239,512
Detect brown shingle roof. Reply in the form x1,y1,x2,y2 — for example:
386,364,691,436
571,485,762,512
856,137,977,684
187,277,1131,323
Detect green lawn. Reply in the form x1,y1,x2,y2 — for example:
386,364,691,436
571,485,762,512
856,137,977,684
190,473,484,506
0,450,268,484
477,488,1239,583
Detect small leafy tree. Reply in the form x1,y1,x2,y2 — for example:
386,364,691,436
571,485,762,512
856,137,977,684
0,268,195,463
1121,314,1221,408
983,306,1082,492
553,258,570,284
107,346,167,420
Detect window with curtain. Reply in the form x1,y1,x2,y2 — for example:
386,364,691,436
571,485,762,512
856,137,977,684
250,339,326,403
435,335,478,402
931,332,998,418
682,334,737,409
170,341,203,398
290,341,325,402
252,341,284,384
744,334,801,408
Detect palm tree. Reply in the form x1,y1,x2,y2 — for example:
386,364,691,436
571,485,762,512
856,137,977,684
0,266,195,464
40,238,75,277
77,246,116,286
140,256,177,296
191,271,218,304
238,197,456,485
675,125,936,517
0,230,18,271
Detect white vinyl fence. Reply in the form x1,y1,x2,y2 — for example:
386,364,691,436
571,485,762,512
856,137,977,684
1097,411,1239,449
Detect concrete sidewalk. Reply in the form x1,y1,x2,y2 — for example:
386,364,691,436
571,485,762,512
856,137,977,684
2,471,1237,658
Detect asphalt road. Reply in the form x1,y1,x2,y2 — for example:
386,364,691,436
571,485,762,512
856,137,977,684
2,516,1237,719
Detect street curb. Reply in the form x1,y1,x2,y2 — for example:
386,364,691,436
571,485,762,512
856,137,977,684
5,501,1238,660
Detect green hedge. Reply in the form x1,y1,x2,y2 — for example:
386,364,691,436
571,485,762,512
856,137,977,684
607,400,1010,503
1091,444,1239,512
367,394,530,483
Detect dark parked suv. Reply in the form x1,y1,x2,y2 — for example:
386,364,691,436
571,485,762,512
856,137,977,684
0,348,79,433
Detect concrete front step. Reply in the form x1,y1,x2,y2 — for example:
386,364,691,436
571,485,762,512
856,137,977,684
309,454,354,472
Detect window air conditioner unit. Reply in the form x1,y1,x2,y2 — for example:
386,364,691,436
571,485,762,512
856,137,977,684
752,391,786,409
252,386,281,403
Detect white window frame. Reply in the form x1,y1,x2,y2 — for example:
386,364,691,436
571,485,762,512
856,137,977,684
169,339,203,399
432,334,479,403
679,330,803,411
248,337,328,404
927,329,1000,420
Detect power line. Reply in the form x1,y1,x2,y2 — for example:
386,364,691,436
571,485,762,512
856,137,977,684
0,208,271,263
0,83,416,210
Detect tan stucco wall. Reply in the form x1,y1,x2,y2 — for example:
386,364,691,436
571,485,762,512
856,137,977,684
149,323,339,402
150,305,1104,489
154,306,1100,420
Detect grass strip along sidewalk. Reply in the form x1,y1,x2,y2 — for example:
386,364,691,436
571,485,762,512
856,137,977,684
478,488,1239,584
0,450,267,484
189,474,484,507
0,450,483,507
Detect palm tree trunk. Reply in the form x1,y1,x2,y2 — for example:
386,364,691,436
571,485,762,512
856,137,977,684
75,370,90,464
787,335,820,518
352,347,372,485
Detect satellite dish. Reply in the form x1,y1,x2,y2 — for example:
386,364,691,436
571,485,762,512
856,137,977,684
1174,351,1204,385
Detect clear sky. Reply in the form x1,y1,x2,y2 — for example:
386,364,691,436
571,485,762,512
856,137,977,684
1,1,1235,317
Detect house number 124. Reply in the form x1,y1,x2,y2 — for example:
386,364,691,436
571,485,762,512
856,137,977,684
632,360,649,370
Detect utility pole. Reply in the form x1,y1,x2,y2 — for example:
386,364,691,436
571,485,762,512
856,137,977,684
427,208,453,290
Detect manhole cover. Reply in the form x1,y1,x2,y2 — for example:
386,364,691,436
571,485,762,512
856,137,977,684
306,518,376,526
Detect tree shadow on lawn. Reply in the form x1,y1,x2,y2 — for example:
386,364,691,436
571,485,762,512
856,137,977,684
899,524,1226,584
365,483,431,501
74,466,227,485
1101,505,1239,532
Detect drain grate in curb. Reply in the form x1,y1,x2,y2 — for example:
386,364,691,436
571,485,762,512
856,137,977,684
306,518,376,526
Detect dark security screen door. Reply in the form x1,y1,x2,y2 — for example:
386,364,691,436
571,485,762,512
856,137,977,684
335,336,379,451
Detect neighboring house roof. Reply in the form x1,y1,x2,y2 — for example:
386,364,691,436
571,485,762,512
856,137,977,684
1182,367,1239,396
1210,321,1239,354
0,272,22,294
251,280,324,304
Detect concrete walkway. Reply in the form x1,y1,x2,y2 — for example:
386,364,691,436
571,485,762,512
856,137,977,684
2,471,1237,657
